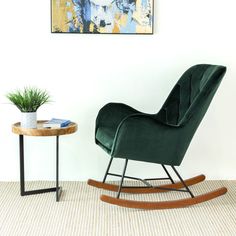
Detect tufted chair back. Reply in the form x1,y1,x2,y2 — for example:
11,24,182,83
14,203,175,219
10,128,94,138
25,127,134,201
156,64,226,126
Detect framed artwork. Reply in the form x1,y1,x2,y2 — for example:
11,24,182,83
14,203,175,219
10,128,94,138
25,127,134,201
51,0,154,34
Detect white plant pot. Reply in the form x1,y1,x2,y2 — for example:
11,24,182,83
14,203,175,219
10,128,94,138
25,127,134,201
21,112,37,129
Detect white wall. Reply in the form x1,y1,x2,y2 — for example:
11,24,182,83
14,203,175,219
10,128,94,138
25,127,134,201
0,0,235,181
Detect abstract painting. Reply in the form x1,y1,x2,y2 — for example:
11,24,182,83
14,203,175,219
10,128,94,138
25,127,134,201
51,0,153,34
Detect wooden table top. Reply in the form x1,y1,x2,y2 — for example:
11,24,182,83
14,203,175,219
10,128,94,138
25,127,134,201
12,120,77,136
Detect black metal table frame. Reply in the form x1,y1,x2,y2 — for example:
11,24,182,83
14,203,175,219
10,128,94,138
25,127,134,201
19,135,62,201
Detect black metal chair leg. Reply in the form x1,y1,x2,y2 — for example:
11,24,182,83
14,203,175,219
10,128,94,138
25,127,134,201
102,156,114,183
116,159,128,199
171,166,195,198
162,165,175,184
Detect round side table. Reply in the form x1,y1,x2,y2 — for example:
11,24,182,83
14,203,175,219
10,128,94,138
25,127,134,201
12,120,77,201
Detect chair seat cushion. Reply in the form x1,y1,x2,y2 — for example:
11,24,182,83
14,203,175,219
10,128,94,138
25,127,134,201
96,127,116,151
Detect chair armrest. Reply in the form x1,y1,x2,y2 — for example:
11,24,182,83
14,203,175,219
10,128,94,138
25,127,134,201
111,114,181,164
95,103,140,132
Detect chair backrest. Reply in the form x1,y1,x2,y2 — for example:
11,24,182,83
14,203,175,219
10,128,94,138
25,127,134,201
156,64,226,126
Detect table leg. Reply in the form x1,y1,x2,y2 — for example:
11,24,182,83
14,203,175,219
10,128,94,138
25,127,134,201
19,135,25,196
56,136,62,201
18,135,61,200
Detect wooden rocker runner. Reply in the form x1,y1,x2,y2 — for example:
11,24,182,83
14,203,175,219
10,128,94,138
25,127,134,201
88,64,228,209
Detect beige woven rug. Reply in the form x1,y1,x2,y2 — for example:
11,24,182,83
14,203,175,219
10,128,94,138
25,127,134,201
0,180,236,236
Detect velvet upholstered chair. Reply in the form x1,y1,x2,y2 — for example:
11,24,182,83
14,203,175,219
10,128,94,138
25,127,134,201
88,64,227,209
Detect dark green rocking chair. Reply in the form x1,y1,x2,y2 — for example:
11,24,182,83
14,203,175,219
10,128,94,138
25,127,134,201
88,64,227,209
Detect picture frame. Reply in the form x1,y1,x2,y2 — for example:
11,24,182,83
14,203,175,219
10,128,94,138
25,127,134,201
51,0,154,34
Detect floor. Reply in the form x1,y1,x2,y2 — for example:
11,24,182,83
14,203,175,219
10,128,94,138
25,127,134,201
0,180,235,236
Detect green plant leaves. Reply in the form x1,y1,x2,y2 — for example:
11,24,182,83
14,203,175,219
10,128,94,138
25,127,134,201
6,87,51,112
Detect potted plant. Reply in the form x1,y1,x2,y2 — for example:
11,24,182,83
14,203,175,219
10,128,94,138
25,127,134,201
6,87,51,128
